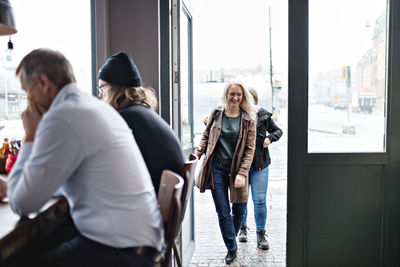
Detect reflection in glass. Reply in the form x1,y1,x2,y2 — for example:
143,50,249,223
308,0,387,153
180,9,192,156
180,5,194,261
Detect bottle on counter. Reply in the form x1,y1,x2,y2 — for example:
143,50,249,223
5,154,17,174
2,138,10,159
0,138,9,174
5,139,19,174
0,138,8,156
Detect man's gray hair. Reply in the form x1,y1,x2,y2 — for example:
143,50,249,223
16,48,76,90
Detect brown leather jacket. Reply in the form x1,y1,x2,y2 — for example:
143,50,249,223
195,106,256,203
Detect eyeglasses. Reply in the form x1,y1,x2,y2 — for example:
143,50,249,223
97,86,104,96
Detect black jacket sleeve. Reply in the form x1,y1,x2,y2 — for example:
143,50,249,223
266,115,283,142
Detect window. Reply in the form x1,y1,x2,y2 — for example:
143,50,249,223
0,0,91,140
308,0,387,153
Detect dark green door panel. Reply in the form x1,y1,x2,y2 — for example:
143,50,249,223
385,178,400,266
306,165,384,266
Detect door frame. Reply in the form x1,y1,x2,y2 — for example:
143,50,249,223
170,0,196,265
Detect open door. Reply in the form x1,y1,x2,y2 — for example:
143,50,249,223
172,0,194,158
287,0,400,266
171,0,195,265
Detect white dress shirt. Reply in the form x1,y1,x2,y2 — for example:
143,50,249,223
7,83,164,251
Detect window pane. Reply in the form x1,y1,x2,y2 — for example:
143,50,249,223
0,0,91,140
308,0,387,153
180,9,192,154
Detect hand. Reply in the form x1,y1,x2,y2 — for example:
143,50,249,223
194,148,202,158
263,137,271,148
21,102,46,142
234,174,246,188
202,116,209,126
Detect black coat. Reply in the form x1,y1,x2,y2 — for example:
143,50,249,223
252,108,283,170
119,104,185,194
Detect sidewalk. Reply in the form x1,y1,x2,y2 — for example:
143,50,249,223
190,111,288,267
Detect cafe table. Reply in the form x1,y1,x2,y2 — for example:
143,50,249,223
0,176,70,266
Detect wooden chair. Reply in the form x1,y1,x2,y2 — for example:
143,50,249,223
158,170,184,267
179,153,198,225
172,153,198,267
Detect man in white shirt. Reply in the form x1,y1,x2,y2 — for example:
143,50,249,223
7,48,164,267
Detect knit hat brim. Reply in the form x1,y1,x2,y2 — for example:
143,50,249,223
98,51,142,87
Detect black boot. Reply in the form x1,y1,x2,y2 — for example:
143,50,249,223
238,225,248,242
225,248,237,264
256,230,270,250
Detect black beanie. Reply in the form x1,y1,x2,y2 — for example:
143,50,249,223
98,51,142,87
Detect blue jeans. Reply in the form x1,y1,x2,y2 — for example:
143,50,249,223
242,166,269,232
211,162,247,251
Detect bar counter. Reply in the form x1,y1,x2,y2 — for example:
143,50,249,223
0,188,70,265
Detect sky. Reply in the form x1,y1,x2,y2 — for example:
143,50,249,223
190,0,288,73
309,0,386,72
189,0,386,74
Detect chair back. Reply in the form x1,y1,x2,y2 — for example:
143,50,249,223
158,170,184,266
179,153,198,224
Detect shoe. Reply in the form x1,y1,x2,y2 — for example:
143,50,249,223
225,248,237,264
257,230,270,250
238,226,248,242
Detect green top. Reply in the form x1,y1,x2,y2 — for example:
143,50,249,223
213,113,241,166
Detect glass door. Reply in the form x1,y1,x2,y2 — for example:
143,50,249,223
287,0,400,265
172,0,194,158
180,3,194,158
179,3,195,265
171,0,195,265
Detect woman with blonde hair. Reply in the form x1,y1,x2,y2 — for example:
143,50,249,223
98,51,185,194
195,81,256,264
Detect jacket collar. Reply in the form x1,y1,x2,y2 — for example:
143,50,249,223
214,106,251,121
49,83,79,111
214,106,252,121
257,107,272,120
241,110,251,121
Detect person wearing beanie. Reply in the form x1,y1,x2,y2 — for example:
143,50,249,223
98,51,185,195
98,51,142,88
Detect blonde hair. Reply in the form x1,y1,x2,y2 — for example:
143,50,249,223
103,85,158,111
221,81,256,118
248,87,258,105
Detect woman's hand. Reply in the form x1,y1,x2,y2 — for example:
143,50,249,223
263,137,271,148
202,115,209,126
194,148,202,158
234,174,246,188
